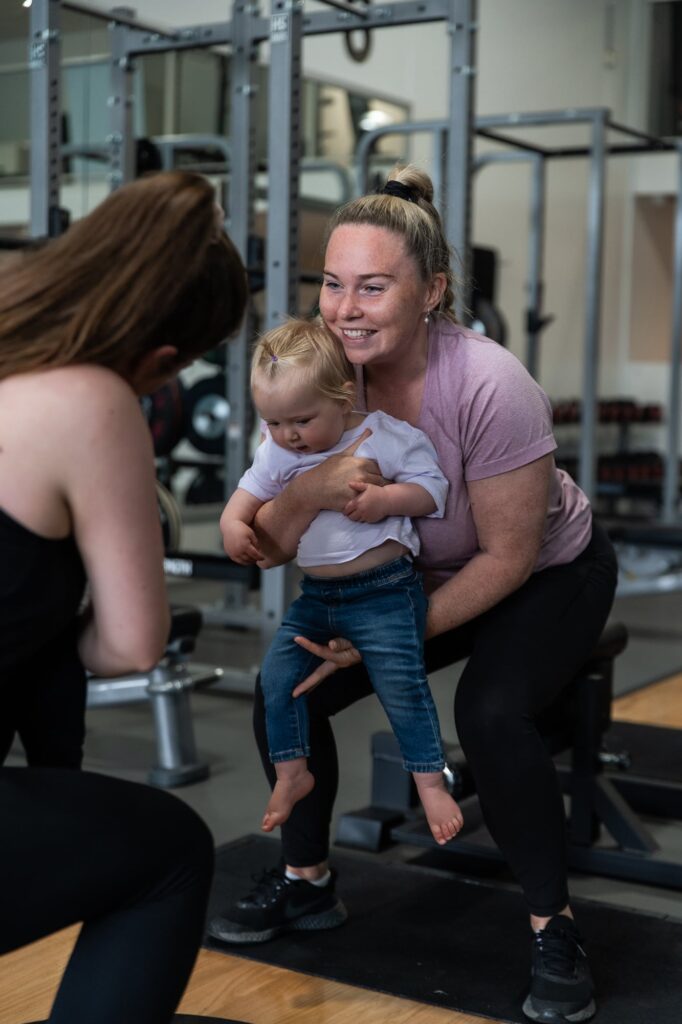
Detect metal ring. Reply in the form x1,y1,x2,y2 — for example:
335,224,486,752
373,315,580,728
344,0,372,63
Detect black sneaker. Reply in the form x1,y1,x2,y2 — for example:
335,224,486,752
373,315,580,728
522,915,596,1023
207,866,348,944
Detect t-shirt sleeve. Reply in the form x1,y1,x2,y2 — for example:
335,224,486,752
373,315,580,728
236,437,282,502
361,415,449,517
460,351,557,482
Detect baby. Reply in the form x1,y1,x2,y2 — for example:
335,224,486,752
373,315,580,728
220,318,463,845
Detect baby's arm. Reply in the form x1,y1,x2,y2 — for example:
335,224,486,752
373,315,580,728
343,481,436,523
220,489,266,564
343,418,448,523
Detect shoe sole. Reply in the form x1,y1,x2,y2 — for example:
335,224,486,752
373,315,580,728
522,994,596,1023
207,897,348,945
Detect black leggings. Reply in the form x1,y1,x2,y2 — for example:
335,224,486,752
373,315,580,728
0,767,214,1024
253,522,618,917
0,628,87,769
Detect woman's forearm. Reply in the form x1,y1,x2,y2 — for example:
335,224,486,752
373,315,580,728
251,432,383,565
78,606,170,676
427,460,548,638
252,474,319,565
425,548,535,639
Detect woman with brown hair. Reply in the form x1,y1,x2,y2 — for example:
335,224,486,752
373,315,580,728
209,164,617,1024
0,171,247,1023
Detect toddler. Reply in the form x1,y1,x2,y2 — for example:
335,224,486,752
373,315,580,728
220,319,463,845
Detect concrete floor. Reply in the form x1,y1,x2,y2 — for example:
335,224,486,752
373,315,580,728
8,572,682,927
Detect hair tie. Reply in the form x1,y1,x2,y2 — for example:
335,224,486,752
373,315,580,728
270,354,278,362
379,180,418,203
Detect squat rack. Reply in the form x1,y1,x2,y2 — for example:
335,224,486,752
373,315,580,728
356,109,682,518
28,0,478,656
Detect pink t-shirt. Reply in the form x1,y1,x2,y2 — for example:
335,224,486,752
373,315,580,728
356,320,592,593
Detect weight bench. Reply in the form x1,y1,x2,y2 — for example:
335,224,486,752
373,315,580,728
87,605,222,788
337,621,682,889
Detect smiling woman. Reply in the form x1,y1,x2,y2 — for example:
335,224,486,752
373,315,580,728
209,164,619,1024
321,222,444,376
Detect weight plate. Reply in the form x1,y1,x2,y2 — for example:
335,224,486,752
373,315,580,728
144,378,186,456
185,373,229,456
156,479,182,552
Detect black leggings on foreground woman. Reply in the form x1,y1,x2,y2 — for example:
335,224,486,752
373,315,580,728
253,521,616,914
0,170,249,1023
0,768,213,1024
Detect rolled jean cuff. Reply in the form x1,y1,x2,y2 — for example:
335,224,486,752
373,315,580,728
270,746,310,763
405,760,446,773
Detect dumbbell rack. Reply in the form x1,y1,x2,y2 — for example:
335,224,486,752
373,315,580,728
553,398,670,512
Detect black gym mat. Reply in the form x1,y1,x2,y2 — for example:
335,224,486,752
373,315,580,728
205,835,682,1024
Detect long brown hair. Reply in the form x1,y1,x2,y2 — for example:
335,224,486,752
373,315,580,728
0,171,248,380
324,163,459,322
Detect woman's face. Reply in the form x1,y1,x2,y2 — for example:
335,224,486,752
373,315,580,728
320,223,444,369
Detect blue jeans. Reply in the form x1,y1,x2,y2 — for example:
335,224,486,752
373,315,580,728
261,557,445,772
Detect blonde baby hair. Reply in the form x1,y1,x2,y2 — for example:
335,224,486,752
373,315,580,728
251,317,356,406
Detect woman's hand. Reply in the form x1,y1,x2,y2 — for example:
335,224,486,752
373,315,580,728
291,636,362,696
307,428,386,512
250,428,386,566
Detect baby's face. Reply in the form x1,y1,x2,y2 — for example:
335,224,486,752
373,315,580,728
253,379,349,455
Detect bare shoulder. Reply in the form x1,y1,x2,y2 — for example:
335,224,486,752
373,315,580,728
3,363,132,407
32,364,133,411
4,365,142,438
0,365,149,537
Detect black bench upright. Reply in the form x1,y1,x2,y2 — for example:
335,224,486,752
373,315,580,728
337,621,682,889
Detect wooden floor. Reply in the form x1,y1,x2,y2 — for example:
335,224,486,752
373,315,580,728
611,671,682,728
0,926,489,1024
2,674,680,1024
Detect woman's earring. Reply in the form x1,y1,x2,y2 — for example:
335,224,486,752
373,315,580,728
423,310,431,324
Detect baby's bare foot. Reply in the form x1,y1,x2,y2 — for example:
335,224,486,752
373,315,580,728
262,763,315,832
414,771,464,845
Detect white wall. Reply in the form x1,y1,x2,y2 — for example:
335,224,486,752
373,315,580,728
0,178,109,227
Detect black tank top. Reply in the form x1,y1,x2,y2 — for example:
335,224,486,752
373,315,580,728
0,508,86,674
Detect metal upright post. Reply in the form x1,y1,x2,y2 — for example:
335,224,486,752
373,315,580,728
579,110,607,501
662,142,682,523
472,150,547,377
261,0,304,634
445,0,477,319
526,153,547,381
433,127,448,219
226,2,258,500
219,2,258,619
265,0,303,330
29,0,61,238
108,18,136,190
